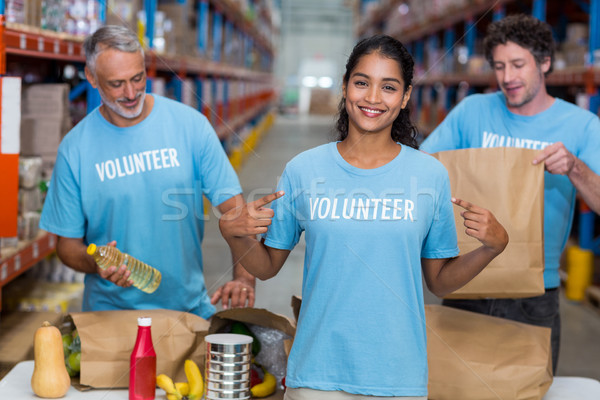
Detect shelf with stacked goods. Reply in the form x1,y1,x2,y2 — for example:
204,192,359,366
0,231,57,311
360,0,599,128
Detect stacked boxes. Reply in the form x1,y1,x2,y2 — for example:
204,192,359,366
18,156,43,240
561,23,589,67
5,0,27,24
105,0,144,32
39,0,102,36
20,83,72,177
158,0,198,56
26,0,42,27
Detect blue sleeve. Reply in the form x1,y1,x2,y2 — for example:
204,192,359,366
199,119,242,206
39,151,85,238
421,173,459,259
420,99,467,153
263,169,302,251
577,115,600,175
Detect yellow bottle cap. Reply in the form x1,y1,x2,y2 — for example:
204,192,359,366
86,243,97,255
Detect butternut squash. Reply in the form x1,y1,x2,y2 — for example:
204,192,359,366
31,321,71,398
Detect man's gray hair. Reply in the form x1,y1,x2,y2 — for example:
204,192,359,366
84,25,144,73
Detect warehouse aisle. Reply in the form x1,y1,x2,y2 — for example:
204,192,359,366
202,114,600,380
203,114,333,317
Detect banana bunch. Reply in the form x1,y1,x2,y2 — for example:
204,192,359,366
156,359,203,400
250,369,277,398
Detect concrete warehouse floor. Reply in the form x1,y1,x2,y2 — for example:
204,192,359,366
203,114,600,381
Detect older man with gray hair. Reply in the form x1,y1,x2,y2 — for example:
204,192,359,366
40,25,255,318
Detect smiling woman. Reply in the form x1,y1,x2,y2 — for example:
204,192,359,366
218,34,509,399
335,35,417,152
338,51,413,169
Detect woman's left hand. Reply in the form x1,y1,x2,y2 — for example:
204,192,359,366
452,197,509,254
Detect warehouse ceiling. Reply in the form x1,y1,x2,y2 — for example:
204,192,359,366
281,0,355,34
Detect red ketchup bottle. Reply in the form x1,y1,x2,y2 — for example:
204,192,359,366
129,317,156,400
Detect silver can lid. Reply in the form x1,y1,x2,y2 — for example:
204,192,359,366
205,333,253,345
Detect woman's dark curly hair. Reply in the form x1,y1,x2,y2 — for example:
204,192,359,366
484,14,555,76
334,34,418,149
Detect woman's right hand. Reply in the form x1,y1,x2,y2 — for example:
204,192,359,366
219,191,285,239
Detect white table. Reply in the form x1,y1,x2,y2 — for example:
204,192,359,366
1,361,600,399
0,361,129,399
542,376,600,400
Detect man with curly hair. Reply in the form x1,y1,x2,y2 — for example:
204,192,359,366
421,14,600,374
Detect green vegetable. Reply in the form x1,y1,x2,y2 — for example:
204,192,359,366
61,334,73,356
69,333,81,353
67,351,81,373
231,322,261,356
65,363,78,377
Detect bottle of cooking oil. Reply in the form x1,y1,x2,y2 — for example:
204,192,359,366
86,244,161,294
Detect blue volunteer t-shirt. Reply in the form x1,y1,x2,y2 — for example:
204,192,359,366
40,94,242,318
264,142,459,396
421,92,600,289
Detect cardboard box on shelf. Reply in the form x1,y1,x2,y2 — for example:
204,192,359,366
21,98,69,117
18,156,42,189
25,0,42,27
22,83,69,103
566,23,588,46
105,0,144,32
20,117,64,172
17,211,41,240
20,83,71,176
21,84,71,129
18,187,42,214
158,0,197,56
5,0,26,24
562,42,588,67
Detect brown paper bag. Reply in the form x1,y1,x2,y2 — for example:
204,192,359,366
426,305,553,400
432,147,545,298
210,307,297,359
70,309,210,388
210,307,296,337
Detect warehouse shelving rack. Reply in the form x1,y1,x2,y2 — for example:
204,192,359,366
357,0,600,255
0,0,278,311
359,0,600,128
